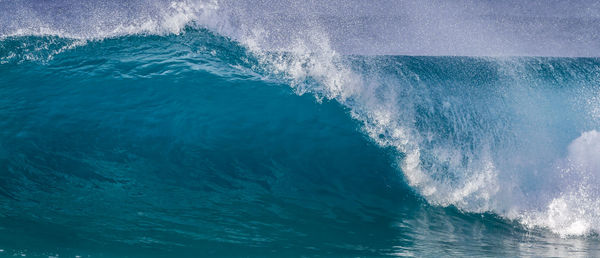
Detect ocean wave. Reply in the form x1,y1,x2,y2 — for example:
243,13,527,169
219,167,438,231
0,27,600,235
2,1,600,240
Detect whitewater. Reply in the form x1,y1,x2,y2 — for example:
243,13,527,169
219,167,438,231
1,0,600,257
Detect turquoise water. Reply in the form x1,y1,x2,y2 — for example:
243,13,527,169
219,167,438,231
2,20,600,258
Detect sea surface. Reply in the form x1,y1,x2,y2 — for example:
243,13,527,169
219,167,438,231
2,1,600,257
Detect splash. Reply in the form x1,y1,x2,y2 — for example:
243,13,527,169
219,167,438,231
521,130,600,236
246,40,600,236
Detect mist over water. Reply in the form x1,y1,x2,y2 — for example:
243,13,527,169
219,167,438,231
2,0,600,56
1,0,600,257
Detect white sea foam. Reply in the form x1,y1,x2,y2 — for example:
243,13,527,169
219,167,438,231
520,130,600,236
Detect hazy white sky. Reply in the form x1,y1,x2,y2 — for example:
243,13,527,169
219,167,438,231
1,0,599,56
221,0,600,56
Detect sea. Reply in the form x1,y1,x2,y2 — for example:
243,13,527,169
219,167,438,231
1,0,600,257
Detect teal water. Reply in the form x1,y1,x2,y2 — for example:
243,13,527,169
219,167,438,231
1,27,600,257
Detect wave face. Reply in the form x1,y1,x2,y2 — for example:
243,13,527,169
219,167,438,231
2,1,600,257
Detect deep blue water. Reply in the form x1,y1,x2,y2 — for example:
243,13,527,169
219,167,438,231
1,28,600,257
